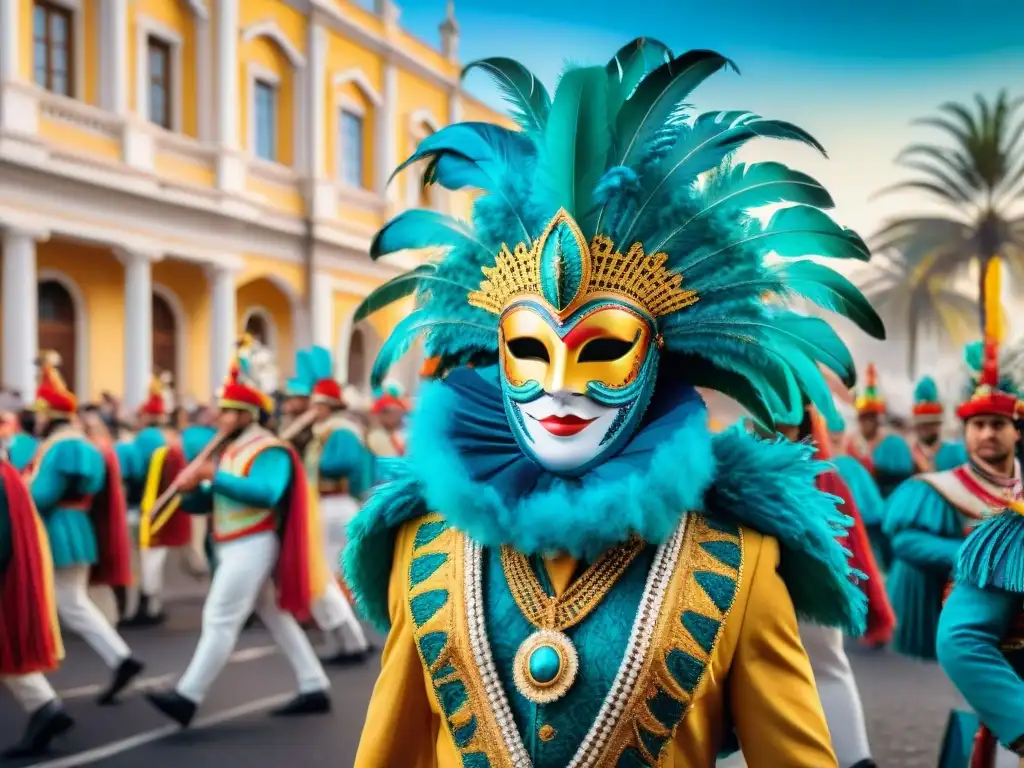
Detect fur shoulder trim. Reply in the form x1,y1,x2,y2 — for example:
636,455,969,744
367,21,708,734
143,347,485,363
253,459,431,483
955,511,1024,593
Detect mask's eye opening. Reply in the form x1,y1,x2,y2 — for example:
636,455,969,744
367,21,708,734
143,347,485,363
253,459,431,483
506,337,550,363
578,337,636,363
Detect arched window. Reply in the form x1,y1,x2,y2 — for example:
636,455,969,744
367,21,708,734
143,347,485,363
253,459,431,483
244,312,270,347
152,293,177,383
38,280,77,394
348,327,367,391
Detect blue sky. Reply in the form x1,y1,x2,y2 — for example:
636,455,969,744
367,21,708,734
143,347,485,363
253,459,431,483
384,0,1024,243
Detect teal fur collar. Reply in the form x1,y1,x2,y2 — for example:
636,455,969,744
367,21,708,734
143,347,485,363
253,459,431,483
344,368,864,635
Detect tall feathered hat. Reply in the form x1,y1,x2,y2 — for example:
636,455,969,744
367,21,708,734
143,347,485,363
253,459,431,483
33,351,76,415
218,334,275,415
140,372,173,418
853,364,885,416
293,346,343,407
911,376,944,424
957,258,1018,421
372,380,407,414
352,38,884,428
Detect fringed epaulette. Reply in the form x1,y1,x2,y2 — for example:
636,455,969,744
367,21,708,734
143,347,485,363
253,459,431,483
955,511,1024,593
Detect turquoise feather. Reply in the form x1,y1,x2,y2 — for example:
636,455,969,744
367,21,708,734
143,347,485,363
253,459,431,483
462,57,551,135
710,204,871,261
539,66,611,234
955,511,1024,593
370,312,492,390
775,260,885,343
354,265,476,324
295,349,315,386
370,209,492,262
605,37,673,123
308,346,333,382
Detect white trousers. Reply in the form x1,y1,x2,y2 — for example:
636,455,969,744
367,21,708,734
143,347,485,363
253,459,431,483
139,546,168,611
55,566,131,670
310,494,367,653
176,531,329,704
3,674,57,713
799,622,871,767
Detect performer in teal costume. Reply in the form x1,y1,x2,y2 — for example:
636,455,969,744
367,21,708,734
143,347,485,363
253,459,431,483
938,510,1024,767
910,376,967,474
345,37,885,767
845,364,914,500
8,432,38,473
886,261,1022,664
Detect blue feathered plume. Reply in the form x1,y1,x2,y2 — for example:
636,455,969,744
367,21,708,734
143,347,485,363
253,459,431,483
359,38,885,425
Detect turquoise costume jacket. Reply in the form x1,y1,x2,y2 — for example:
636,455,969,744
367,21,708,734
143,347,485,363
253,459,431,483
883,478,963,659
29,428,106,570
871,434,915,497
935,442,968,472
121,427,170,509
315,426,371,498
8,434,38,473
938,511,1024,751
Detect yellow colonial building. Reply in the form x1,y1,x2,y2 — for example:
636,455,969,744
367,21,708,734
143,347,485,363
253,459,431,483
0,0,506,407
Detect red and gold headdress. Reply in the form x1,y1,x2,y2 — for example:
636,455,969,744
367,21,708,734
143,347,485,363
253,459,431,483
218,335,275,415
140,372,172,418
853,364,885,416
957,258,1018,421
372,381,408,414
33,351,76,416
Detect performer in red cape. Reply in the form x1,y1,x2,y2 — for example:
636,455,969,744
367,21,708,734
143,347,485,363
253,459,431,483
27,352,142,705
145,336,330,728
0,456,75,758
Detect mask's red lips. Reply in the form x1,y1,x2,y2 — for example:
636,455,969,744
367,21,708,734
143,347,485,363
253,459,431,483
538,414,595,437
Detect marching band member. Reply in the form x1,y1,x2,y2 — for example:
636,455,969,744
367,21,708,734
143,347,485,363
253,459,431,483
281,368,315,457
27,353,143,704
885,260,1021,663
910,375,967,473
292,346,372,664
145,338,330,727
348,37,882,765
120,374,191,627
0,450,74,758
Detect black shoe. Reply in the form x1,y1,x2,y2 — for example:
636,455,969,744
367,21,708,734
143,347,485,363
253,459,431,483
145,690,197,728
269,690,331,717
320,643,376,666
119,611,167,629
97,657,145,705
1,700,75,759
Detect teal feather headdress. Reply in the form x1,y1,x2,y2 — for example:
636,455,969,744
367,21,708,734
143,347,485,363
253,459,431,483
962,341,1021,401
355,38,884,429
913,376,939,404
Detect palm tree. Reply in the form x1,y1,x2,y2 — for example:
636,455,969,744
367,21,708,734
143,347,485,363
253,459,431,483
856,249,978,378
870,91,1024,326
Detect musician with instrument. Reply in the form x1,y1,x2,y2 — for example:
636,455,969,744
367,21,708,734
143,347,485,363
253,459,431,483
27,353,143,705
145,338,330,727
0,446,74,758
119,374,191,627
289,346,372,664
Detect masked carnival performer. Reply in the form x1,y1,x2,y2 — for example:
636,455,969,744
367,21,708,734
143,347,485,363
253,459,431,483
145,339,330,727
28,353,143,704
0,449,74,758
911,376,967,474
763,407,891,768
885,260,1021,663
346,38,886,767
117,374,192,627
287,346,373,664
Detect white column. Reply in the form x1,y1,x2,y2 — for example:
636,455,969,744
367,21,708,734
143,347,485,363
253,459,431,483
207,264,238,395
216,0,239,148
2,228,44,401
312,274,334,349
0,0,18,82
118,249,155,408
379,60,399,208
100,0,128,114
309,26,327,179
195,15,213,141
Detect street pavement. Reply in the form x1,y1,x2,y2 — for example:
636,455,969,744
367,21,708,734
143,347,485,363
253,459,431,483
0,598,966,768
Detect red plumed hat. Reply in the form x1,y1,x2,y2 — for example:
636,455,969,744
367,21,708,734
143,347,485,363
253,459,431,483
33,352,76,415
957,259,1019,421
218,335,274,415
140,372,171,417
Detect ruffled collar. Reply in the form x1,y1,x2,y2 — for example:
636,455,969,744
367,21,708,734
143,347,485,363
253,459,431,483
405,367,715,559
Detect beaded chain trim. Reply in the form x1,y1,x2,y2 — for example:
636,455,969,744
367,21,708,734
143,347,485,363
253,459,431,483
464,517,688,767
499,536,645,631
